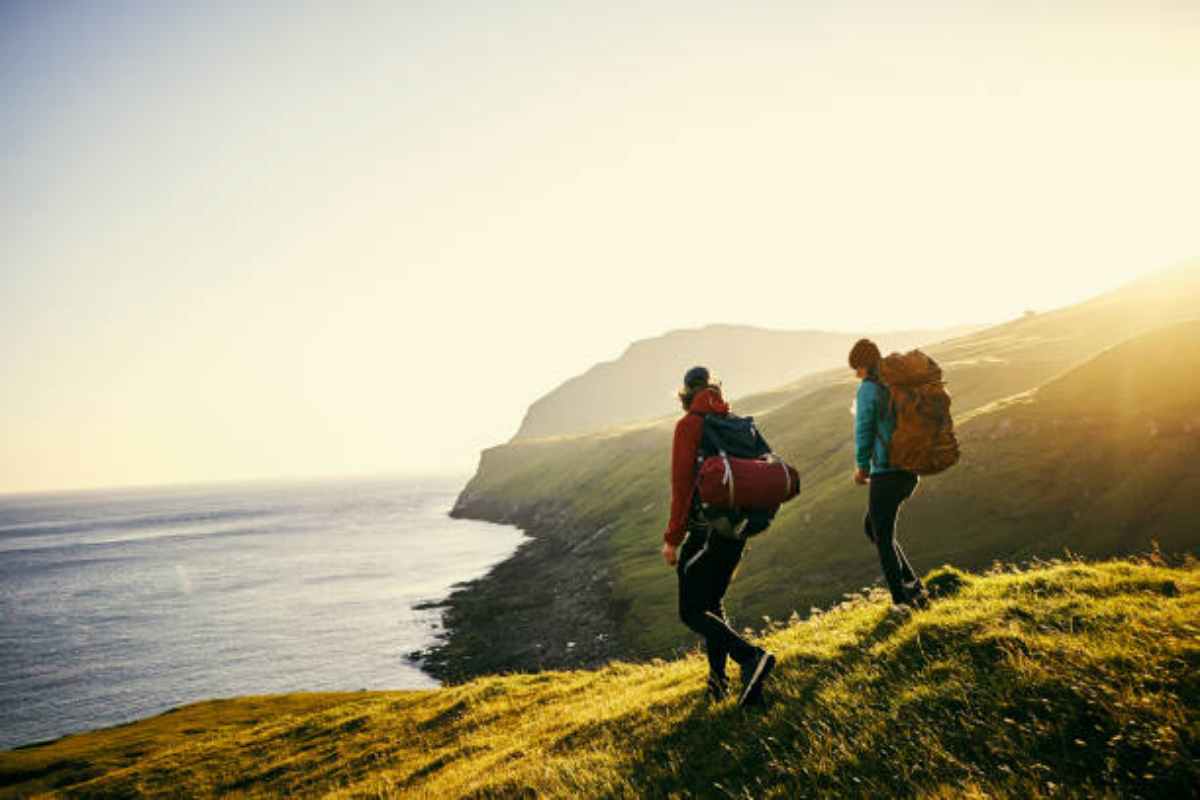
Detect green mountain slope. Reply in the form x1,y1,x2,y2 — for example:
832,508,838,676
911,318,1200,563
443,261,1200,671
4,559,1197,798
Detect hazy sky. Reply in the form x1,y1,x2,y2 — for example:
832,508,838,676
3,1,1198,493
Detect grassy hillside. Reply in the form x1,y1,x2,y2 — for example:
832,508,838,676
908,319,1200,563
449,261,1200,665
513,324,979,440
4,558,1197,798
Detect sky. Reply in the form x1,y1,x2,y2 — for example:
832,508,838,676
2,0,1198,494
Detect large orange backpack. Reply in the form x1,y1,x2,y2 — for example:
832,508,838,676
878,350,960,475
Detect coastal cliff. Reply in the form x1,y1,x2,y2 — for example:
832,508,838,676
420,487,624,682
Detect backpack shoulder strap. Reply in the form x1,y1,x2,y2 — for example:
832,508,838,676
866,377,894,421
748,418,774,456
699,414,727,457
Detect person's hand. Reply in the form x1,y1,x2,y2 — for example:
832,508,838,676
853,467,869,485
662,542,678,566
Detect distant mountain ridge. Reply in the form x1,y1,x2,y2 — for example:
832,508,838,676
513,323,981,440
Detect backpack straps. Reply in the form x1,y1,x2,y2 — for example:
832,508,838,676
751,420,774,457
689,414,718,512
700,415,728,459
866,376,895,423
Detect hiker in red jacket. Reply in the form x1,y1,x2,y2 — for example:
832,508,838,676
663,366,775,707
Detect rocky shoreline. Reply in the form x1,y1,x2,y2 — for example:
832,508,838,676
416,493,625,683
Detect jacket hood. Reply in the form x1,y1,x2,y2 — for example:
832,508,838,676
688,387,730,416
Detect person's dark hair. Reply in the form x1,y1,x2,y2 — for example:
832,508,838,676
677,365,722,410
678,381,722,411
848,338,882,379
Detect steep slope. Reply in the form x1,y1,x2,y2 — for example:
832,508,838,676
4,560,1197,799
513,324,979,440
442,261,1200,674
922,319,1200,560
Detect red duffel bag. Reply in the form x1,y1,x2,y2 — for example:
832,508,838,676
697,455,801,510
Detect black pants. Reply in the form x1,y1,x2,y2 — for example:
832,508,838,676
677,529,757,677
865,470,923,604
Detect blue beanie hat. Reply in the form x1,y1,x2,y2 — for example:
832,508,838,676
682,366,710,389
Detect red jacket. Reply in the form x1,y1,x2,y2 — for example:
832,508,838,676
664,388,731,545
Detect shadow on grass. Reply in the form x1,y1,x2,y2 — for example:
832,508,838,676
621,610,929,798
619,596,1200,799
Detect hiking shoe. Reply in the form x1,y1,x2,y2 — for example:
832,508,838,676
738,650,776,707
906,590,931,610
903,580,931,610
706,673,729,702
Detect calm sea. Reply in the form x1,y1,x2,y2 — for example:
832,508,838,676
0,476,525,750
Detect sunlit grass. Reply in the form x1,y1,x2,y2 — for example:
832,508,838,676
3,557,1197,798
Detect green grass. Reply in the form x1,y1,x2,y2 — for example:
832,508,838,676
4,558,1197,798
455,264,1200,658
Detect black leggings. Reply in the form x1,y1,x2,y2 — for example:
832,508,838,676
677,529,757,676
864,470,923,604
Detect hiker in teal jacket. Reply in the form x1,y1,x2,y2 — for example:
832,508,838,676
849,339,929,609
855,377,896,477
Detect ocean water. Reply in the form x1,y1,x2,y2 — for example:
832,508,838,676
0,476,526,750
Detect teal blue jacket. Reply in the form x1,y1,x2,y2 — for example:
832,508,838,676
855,379,897,475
